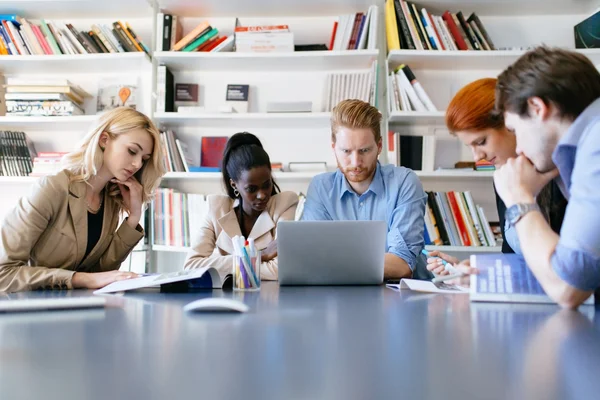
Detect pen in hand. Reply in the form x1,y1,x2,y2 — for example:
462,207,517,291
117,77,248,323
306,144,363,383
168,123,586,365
421,249,465,281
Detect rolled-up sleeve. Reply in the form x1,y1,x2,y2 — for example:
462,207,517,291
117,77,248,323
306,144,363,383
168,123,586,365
387,171,427,270
551,123,600,291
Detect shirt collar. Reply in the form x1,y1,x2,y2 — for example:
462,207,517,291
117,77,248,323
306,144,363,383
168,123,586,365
337,162,383,199
556,98,600,149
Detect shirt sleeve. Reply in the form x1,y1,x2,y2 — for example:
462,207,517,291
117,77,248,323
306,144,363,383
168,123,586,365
551,122,600,291
300,177,332,221
504,221,522,255
387,170,427,270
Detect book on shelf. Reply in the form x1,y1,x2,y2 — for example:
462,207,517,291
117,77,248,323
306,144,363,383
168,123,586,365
156,66,174,113
153,188,208,248
0,15,148,56
160,129,195,173
574,8,600,49
394,134,435,172
475,159,495,171
424,190,496,248
29,152,67,177
225,84,249,113
324,60,378,111
385,0,496,51
234,25,294,53
200,136,228,169
175,83,199,110
96,77,137,112
389,64,437,112
4,78,92,115
330,6,379,51
0,131,37,177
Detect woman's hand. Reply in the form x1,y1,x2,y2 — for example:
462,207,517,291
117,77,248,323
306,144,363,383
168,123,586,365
261,240,278,262
426,250,459,275
111,177,143,228
72,270,139,289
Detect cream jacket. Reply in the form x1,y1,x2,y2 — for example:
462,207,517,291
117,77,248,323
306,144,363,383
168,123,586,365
0,170,144,292
184,191,298,280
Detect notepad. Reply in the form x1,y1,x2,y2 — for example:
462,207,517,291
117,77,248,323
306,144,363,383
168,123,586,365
470,253,595,305
387,279,469,294
94,267,228,294
0,297,106,313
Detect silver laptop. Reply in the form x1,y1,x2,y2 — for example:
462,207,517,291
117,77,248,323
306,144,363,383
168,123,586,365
277,220,386,285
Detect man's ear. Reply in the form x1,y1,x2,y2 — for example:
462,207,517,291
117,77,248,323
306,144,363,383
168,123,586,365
377,138,383,155
527,97,550,121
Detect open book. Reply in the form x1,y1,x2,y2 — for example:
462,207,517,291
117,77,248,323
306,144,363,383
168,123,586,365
94,267,231,294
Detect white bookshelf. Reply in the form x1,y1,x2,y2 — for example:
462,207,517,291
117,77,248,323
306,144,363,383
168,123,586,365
388,111,445,127
387,49,600,71
0,115,98,130
154,50,379,72
163,171,322,181
154,112,332,128
0,53,149,74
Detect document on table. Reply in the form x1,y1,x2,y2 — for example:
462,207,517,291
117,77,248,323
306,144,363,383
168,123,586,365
386,279,469,294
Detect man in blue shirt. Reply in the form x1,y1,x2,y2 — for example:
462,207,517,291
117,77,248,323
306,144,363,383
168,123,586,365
301,99,427,279
492,46,600,308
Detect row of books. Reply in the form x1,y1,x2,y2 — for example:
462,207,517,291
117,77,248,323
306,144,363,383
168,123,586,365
388,64,437,112
323,60,378,111
152,189,207,248
0,130,37,176
385,0,496,51
425,191,497,247
0,15,149,56
329,6,379,51
159,19,227,52
475,159,495,171
161,130,230,173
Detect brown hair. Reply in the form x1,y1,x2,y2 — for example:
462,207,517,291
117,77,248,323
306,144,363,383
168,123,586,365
446,78,504,134
331,99,382,143
495,46,600,120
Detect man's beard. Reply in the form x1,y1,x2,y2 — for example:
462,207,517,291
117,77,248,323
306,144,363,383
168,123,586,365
337,158,377,183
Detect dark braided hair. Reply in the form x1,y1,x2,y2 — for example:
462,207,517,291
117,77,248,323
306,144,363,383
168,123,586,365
221,132,280,200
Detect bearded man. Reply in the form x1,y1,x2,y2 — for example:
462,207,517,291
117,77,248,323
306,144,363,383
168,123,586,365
301,99,427,279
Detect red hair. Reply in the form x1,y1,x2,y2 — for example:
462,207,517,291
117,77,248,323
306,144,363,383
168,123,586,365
445,78,504,134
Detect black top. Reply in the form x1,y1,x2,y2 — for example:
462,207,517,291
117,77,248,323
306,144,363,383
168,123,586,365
84,202,104,260
495,179,568,253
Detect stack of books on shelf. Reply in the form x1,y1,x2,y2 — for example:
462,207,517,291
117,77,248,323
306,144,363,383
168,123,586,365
424,191,497,247
328,6,379,50
385,0,496,51
165,20,231,52
0,15,149,55
29,152,66,177
152,188,207,248
388,64,437,112
235,24,293,53
4,78,91,116
0,131,37,176
324,60,378,111
475,159,495,171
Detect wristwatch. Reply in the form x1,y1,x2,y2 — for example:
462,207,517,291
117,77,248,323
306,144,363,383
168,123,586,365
505,203,541,227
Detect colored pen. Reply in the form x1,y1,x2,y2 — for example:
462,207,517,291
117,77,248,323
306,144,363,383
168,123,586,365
421,249,460,275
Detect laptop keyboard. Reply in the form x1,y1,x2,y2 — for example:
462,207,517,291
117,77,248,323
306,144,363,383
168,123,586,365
479,258,545,295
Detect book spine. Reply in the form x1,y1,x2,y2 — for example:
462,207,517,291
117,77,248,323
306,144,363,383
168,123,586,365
394,0,415,49
456,11,481,50
442,11,468,50
468,13,496,50
447,191,471,246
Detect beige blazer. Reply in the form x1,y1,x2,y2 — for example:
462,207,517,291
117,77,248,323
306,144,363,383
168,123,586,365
184,191,298,280
0,170,144,292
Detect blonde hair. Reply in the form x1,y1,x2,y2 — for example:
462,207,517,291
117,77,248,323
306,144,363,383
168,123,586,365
331,99,382,143
62,107,166,212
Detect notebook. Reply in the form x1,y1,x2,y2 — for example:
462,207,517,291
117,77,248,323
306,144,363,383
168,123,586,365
0,297,106,313
470,253,595,305
94,267,231,294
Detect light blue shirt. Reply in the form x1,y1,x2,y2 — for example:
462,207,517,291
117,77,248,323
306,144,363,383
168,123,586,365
550,98,600,291
301,163,427,271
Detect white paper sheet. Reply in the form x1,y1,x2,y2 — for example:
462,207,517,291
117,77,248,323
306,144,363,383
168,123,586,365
386,279,469,294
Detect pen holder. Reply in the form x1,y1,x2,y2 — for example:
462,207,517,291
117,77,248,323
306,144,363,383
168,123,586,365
232,250,261,291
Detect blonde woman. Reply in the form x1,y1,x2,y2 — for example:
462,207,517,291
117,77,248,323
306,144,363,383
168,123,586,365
0,107,165,292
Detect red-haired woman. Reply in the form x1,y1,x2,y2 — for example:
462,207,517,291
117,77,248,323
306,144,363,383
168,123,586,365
426,78,568,275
